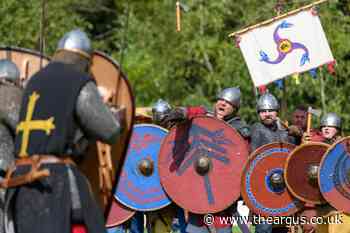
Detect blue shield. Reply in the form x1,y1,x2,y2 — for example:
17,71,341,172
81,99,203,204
319,137,350,213
115,124,171,211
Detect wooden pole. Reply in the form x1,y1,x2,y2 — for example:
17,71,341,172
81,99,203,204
120,2,130,68
320,69,327,113
281,79,288,120
306,111,312,135
228,0,329,38
39,0,47,68
275,0,288,121
176,1,181,32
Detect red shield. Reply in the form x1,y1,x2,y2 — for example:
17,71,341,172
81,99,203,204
106,198,135,227
241,142,302,217
284,142,329,204
158,116,249,214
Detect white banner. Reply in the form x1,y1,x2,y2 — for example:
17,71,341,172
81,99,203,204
238,9,334,87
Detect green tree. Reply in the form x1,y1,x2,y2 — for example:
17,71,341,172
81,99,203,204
1,0,350,132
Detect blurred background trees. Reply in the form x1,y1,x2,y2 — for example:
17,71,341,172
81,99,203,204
1,0,350,131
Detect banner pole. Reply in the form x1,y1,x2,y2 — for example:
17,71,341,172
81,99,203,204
229,0,329,38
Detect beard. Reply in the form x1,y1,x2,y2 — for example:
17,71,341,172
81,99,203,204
262,117,275,125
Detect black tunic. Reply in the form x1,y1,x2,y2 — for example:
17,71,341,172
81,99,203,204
7,62,120,233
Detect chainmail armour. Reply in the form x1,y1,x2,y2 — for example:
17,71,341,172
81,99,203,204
250,122,294,152
75,81,121,145
0,84,22,233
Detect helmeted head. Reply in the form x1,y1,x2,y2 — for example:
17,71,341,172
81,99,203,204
257,93,279,126
152,99,172,123
217,87,241,108
214,87,240,120
257,93,279,112
53,29,92,73
0,59,20,85
320,113,341,140
57,29,92,59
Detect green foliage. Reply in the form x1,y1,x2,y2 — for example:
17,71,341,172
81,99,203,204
1,0,350,132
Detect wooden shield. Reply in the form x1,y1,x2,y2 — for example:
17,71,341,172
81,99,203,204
241,142,302,217
159,116,249,214
115,124,171,211
79,51,135,214
319,137,350,214
0,46,50,85
106,198,135,228
284,142,329,204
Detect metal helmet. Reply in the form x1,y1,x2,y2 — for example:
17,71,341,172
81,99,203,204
152,99,172,123
57,29,92,59
0,59,20,84
217,87,241,107
320,112,341,129
257,93,279,112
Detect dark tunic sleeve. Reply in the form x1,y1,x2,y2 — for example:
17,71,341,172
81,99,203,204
232,119,251,139
250,123,264,152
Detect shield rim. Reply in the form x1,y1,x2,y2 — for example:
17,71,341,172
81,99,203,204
159,115,249,214
105,197,136,227
115,123,172,212
88,50,136,216
91,50,136,179
284,142,329,204
0,46,51,60
241,142,301,217
318,136,350,212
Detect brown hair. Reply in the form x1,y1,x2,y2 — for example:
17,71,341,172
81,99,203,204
295,104,308,112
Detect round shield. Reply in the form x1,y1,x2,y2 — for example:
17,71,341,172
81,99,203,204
159,116,249,214
115,124,171,211
106,198,135,227
242,142,302,217
79,51,135,213
284,142,329,204
0,46,50,85
107,226,125,233
319,136,350,213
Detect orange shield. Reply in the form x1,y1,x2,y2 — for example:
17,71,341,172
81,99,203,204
79,51,135,214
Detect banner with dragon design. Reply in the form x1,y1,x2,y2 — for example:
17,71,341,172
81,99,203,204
237,9,334,87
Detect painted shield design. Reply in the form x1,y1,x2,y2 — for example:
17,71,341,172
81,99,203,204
158,116,249,214
115,124,171,211
319,136,350,214
284,142,329,204
242,142,302,217
106,198,135,227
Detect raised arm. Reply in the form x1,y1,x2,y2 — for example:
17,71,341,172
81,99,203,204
75,81,121,145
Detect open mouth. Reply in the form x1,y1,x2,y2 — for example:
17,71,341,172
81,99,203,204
218,107,225,112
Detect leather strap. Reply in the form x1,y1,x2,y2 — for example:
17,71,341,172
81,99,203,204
0,155,75,189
